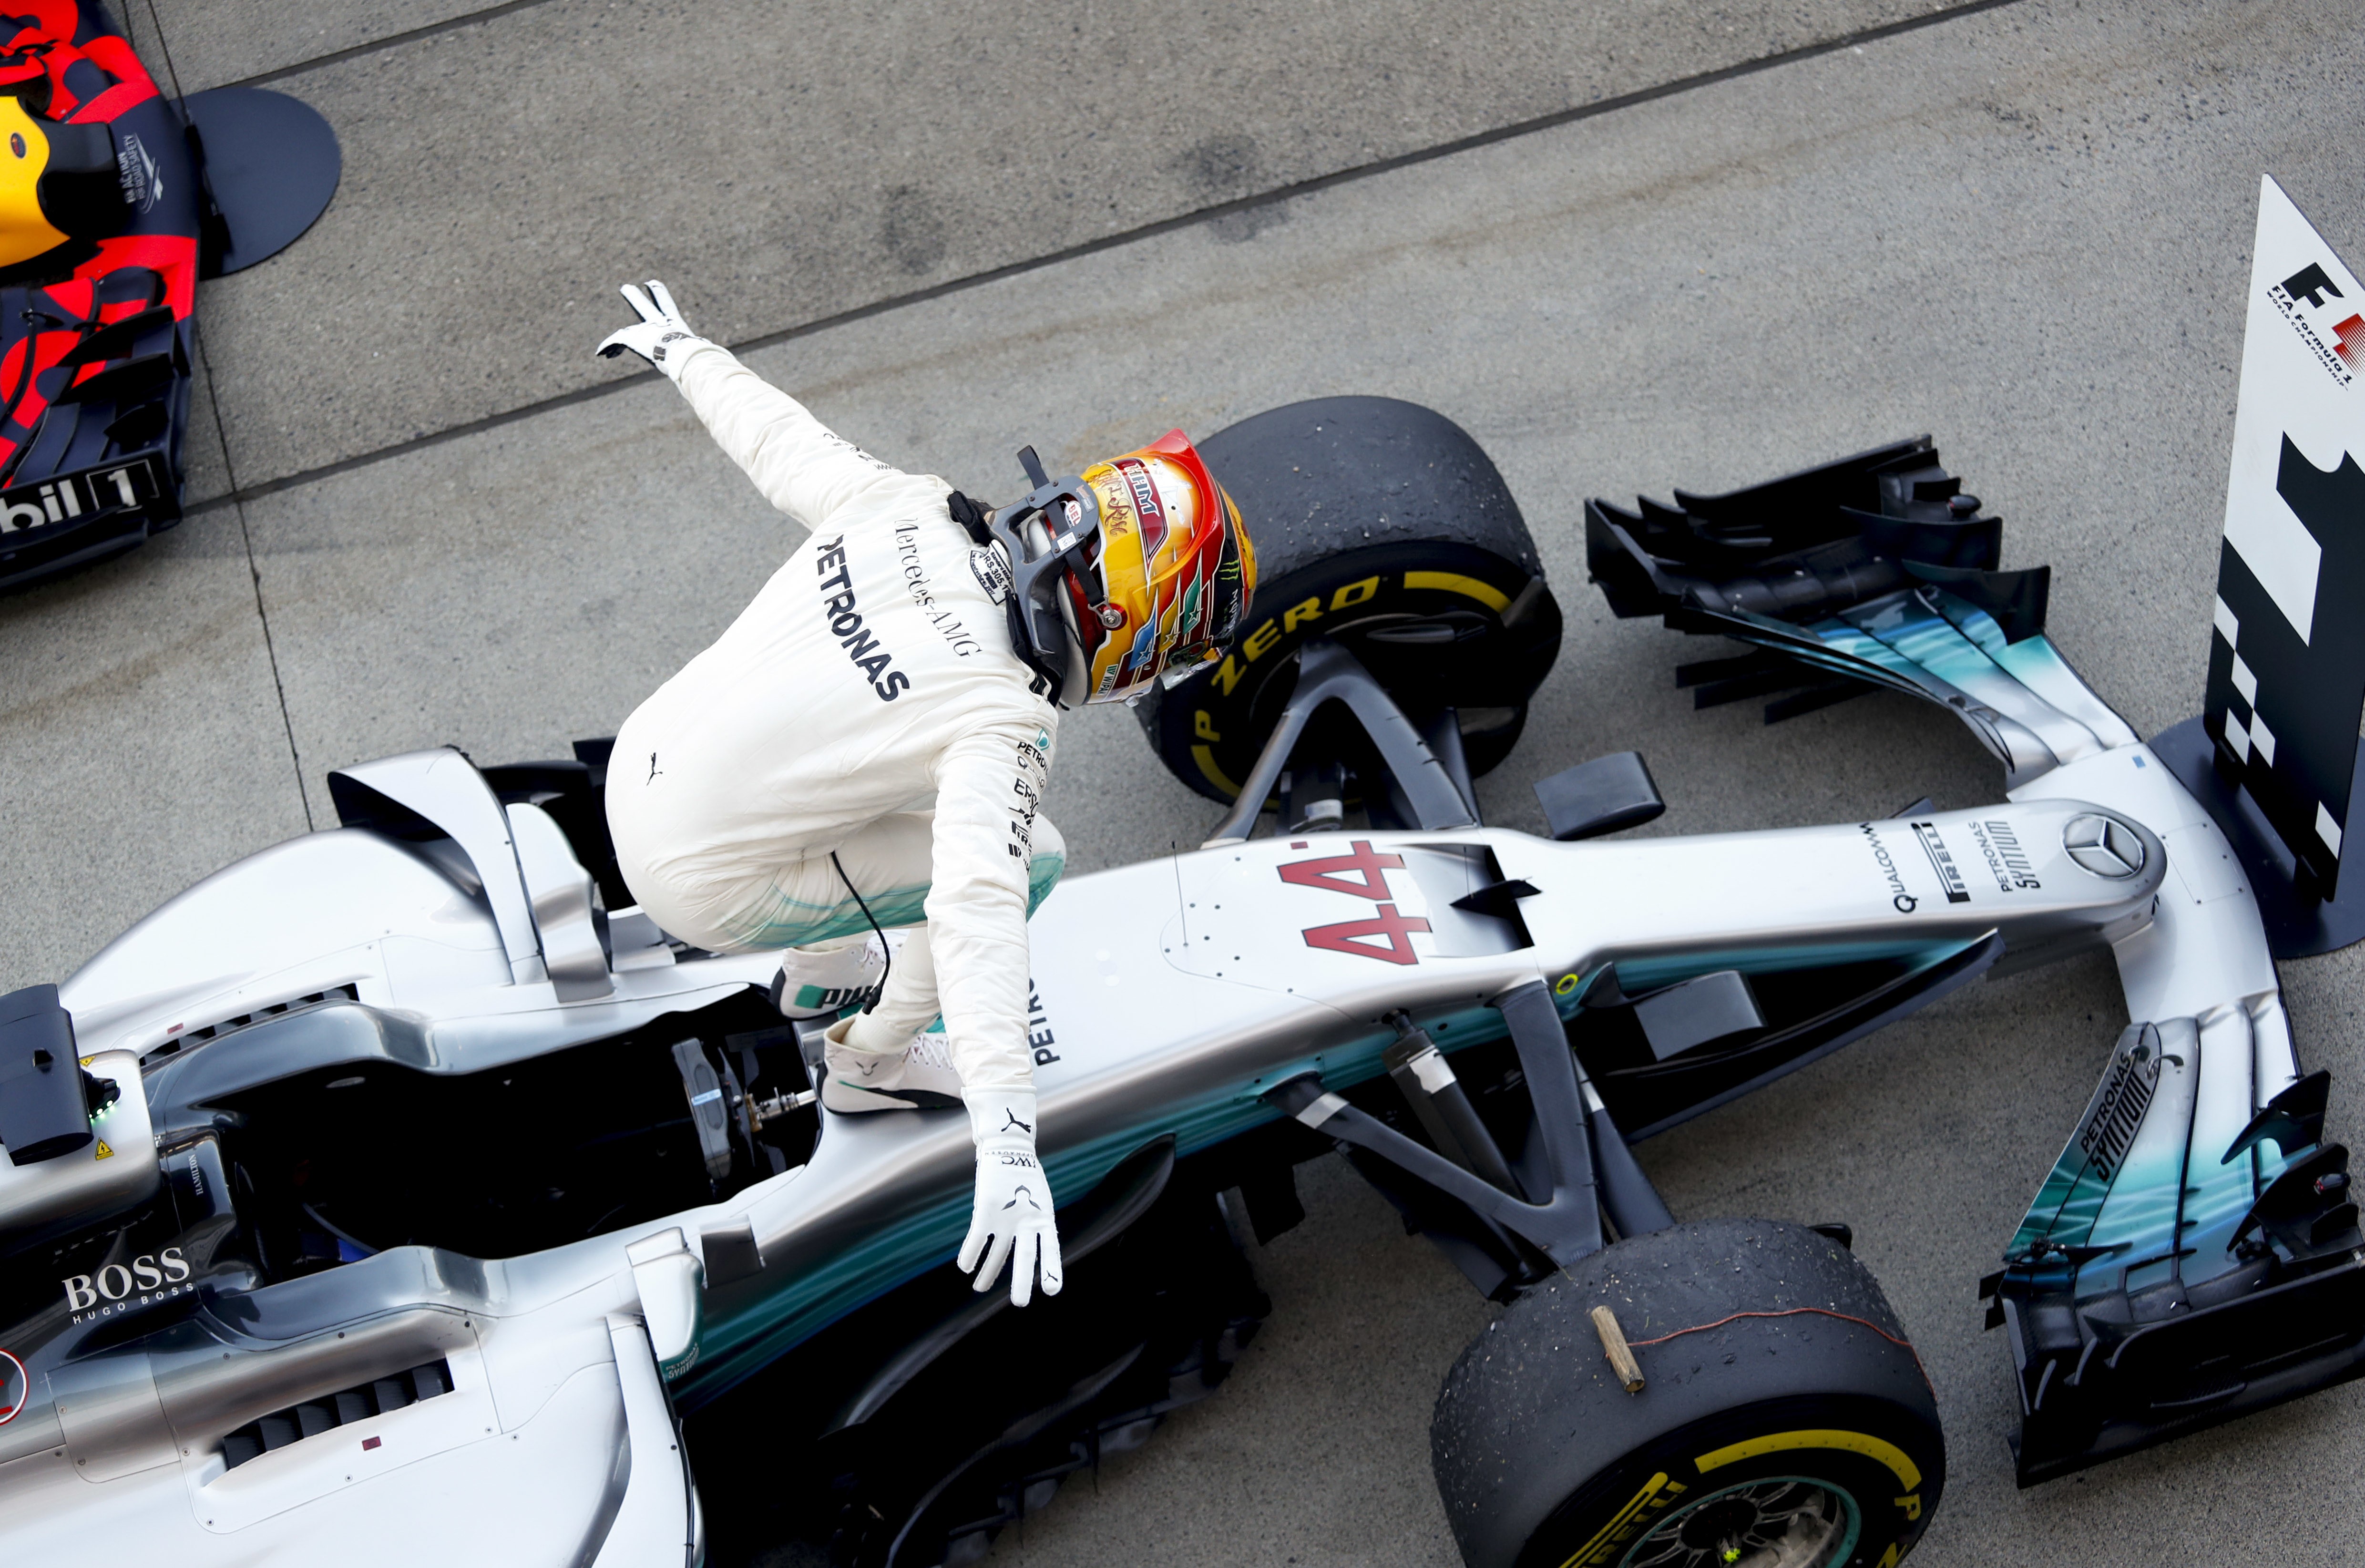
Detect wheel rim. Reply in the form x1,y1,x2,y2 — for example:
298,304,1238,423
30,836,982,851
1618,1476,1860,1568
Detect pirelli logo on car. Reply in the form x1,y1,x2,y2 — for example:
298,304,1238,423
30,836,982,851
0,452,172,537
1910,821,1971,904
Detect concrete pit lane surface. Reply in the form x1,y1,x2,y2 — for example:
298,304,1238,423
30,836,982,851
7,1,2365,1564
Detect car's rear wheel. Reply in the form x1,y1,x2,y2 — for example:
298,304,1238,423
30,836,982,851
1135,395,1562,805
1431,1219,1944,1568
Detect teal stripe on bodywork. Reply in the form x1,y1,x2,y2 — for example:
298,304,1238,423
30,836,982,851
2009,1133,2113,1262
1796,617,1929,684
2180,1144,2281,1278
2007,1032,2166,1272
2084,1141,2192,1297
1984,640,2139,751
679,933,1980,1407
2006,1020,2304,1302
1839,594,2007,693
1602,939,1968,994
1915,591,2090,718
1842,593,2117,769
1689,586,2141,772
681,1018,1410,1407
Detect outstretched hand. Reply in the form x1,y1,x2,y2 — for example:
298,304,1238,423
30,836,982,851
595,279,708,380
959,1092,1064,1307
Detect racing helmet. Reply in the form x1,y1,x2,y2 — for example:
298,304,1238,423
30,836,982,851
986,431,1255,707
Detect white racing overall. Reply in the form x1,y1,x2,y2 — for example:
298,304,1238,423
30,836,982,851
606,342,1061,1096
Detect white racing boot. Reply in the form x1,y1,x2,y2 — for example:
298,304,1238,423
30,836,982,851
770,932,901,1019
819,1016,965,1113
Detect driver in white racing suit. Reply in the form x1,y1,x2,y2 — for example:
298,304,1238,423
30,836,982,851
594,282,1255,1305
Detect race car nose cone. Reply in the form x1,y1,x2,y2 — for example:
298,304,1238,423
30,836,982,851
2063,812,2147,878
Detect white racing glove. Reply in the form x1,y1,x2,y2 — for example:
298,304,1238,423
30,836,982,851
594,279,711,381
958,1090,1063,1306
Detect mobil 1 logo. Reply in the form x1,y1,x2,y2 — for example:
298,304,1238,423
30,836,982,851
0,456,167,537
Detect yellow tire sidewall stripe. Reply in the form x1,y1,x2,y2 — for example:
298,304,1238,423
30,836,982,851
1692,1427,1922,1491
1190,563,1519,795
1191,743,1243,797
1402,569,1511,612
1555,1471,1676,1568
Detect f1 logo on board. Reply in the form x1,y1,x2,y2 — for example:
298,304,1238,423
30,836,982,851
2202,177,2365,893
1278,840,1432,965
2275,261,2363,379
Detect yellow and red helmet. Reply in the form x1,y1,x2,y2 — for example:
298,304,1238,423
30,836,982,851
1063,430,1255,705
988,431,1255,707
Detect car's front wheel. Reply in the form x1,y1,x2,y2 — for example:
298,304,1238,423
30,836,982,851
1430,1219,1944,1568
1135,395,1562,807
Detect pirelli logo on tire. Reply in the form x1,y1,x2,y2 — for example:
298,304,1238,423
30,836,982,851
1147,543,1556,808
1205,569,1511,700
1556,1472,1689,1568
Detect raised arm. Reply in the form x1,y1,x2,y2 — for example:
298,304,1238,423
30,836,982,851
595,278,919,531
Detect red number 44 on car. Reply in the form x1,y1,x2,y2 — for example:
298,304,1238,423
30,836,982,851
1278,841,1433,965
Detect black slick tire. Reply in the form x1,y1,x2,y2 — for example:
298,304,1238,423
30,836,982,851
1136,395,1562,804
1431,1219,1944,1568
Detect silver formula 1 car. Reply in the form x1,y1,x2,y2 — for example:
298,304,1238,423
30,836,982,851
5,356,2363,1568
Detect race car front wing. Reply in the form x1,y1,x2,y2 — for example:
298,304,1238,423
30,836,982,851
1986,1032,2365,1485
0,447,177,581
1588,440,2365,1484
